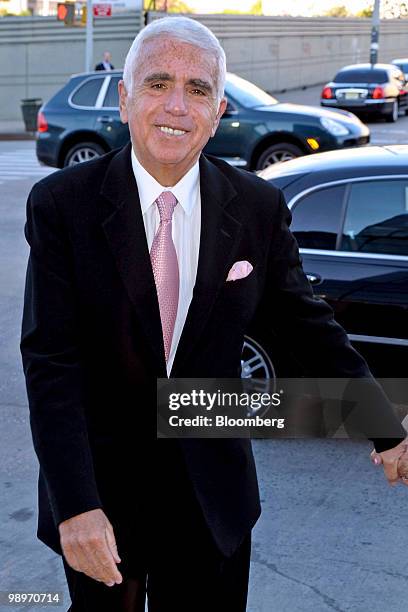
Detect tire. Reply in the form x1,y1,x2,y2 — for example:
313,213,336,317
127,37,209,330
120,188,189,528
241,336,276,380
63,142,105,167
385,100,398,123
255,143,304,170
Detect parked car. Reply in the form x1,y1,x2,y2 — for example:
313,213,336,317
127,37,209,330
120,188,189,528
392,58,408,80
241,145,408,381
36,71,369,171
321,63,408,122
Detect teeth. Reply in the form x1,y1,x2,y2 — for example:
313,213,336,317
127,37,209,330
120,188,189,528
159,126,186,136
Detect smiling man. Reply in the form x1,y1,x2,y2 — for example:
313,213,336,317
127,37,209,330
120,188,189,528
21,15,407,612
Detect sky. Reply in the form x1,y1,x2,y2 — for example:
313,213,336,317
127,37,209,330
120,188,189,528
188,0,372,15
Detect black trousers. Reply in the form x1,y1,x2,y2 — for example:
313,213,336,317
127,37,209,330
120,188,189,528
62,442,251,611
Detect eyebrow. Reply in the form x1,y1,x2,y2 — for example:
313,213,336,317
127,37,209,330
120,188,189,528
143,73,214,94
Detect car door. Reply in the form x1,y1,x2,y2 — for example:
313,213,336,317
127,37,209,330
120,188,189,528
203,97,244,166
94,74,130,149
289,177,408,377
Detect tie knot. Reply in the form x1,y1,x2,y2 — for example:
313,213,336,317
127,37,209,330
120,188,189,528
155,191,177,222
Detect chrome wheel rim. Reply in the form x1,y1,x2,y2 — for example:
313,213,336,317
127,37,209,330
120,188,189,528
260,150,296,169
241,337,276,417
241,337,275,379
393,101,398,121
68,147,101,166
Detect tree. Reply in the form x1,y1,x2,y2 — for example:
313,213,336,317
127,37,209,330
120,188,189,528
250,0,263,15
324,5,349,17
356,8,373,17
167,0,194,12
381,0,408,18
143,0,194,12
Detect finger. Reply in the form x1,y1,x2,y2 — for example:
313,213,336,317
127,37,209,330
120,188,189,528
381,456,400,486
370,450,382,466
75,540,107,582
397,455,408,486
106,523,121,564
90,538,123,584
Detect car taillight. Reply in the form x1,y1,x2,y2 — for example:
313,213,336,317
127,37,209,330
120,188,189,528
372,86,384,99
321,86,333,99
37,111,48,133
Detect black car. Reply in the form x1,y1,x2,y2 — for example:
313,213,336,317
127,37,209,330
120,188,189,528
392,58,408,81
36,71,369,171
321,63,408,122
241,145,408,381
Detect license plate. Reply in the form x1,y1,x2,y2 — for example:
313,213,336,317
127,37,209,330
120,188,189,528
345,92,359,99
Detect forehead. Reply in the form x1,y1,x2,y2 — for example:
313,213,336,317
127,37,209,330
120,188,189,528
135,37,217,83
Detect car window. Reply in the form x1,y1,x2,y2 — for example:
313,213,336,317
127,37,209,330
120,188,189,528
395,62,408,74
334,70,388,84
291,184,345,250
340,180,408,256
103,76,121,108
225,73,278,108
71,78,103,107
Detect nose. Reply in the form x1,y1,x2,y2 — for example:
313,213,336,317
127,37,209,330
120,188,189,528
164,86,188,115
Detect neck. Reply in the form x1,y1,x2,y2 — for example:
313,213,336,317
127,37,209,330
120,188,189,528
132,147,198,187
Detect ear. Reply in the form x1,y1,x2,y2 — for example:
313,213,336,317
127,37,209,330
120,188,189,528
118,80,129,124
211,97,228,137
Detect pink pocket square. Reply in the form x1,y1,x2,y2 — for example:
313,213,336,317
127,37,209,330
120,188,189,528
226,260,253,282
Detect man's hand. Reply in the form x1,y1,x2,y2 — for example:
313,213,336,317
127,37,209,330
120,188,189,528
59,508,123,587
370,438,408,486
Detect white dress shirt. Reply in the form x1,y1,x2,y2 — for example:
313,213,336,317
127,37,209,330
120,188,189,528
131,147,201,376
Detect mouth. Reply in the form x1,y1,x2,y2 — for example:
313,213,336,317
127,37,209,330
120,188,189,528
156,125,188,137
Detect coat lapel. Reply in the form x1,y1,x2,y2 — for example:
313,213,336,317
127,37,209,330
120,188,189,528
99,143,167,375
170,155,242,376
99,144,242,377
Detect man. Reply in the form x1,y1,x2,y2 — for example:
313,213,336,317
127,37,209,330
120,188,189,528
95,51,114,71
21,16,407,612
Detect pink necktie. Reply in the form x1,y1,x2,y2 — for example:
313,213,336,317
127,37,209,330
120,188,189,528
150,191,179,363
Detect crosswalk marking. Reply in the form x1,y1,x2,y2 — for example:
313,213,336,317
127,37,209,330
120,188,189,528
0,149,56,185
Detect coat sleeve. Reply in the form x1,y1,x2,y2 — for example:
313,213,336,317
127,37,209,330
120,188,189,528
20,181,103,527
257,188,406,453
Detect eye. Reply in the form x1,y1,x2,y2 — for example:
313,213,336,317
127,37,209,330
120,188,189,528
191,89,206,96
151,83,167,90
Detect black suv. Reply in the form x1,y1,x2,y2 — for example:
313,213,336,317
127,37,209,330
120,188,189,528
36,71,369,171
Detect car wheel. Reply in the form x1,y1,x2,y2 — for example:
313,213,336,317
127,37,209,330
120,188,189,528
241,336,276,380
386,100,398,123
255,143,304,170
63,142,105,167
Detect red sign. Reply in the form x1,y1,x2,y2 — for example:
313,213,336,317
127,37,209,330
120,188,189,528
93,3,112,16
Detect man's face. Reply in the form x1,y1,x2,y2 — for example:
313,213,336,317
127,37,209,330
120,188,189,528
118,37,227,183
104,52,111,62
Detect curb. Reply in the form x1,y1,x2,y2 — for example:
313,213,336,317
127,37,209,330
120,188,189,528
0,133,36,141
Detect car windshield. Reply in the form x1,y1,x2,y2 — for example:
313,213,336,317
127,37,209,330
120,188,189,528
226,73,278,108
334,69,388,84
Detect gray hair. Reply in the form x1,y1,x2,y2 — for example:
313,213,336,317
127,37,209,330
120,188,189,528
123,16,226,104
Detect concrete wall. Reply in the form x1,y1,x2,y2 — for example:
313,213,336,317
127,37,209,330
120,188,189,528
0,12,142,120
1,12,408,121
154,14,408,93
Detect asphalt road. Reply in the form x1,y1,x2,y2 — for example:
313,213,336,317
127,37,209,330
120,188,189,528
1,106,408,612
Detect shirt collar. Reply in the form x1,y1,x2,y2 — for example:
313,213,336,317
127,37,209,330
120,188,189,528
131,146,199,217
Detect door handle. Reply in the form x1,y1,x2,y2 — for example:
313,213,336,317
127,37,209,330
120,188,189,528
306,273,322,285
97,116,114,123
